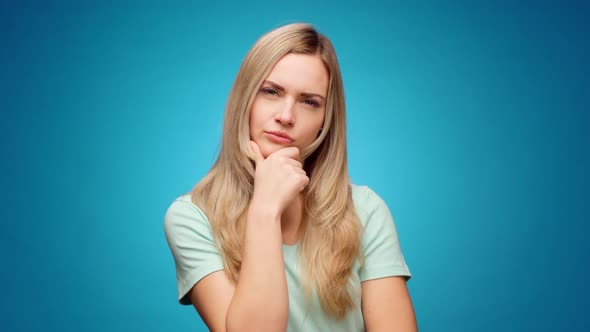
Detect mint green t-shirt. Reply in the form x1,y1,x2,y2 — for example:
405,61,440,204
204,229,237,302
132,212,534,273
164,184,412,331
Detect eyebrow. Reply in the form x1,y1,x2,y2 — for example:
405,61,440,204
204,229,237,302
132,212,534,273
263,80,326,100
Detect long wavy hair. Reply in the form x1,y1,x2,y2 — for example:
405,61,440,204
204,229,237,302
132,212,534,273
190,23,364,320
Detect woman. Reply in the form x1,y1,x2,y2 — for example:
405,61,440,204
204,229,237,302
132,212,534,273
164,22,417,331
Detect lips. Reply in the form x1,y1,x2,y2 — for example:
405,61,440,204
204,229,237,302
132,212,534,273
265,131,294,143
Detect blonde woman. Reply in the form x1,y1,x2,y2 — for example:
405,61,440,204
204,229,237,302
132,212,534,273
164,22,417,331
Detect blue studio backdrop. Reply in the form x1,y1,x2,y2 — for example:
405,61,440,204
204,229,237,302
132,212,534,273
1,1,588,331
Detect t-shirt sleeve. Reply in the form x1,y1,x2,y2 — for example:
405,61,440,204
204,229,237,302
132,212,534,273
163,197,225,305
356,186,412,282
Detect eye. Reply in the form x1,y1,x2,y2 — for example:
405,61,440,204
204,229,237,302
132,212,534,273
261,87,278,96
303,99,320,108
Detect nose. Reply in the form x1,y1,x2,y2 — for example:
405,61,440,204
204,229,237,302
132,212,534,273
274,100,295,126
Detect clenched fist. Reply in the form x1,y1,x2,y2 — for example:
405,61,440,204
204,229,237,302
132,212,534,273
249,140,309,216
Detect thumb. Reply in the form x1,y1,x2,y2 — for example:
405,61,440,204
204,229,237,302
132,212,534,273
249,140,264,165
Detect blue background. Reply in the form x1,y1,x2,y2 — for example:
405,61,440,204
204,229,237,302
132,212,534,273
1,1,588,331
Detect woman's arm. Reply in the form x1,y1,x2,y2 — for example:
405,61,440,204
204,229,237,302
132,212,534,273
225,205,289,331
189,143,307,332
361,276,418,332
188,208,286,332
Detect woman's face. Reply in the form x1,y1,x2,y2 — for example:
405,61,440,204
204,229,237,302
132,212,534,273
249,53,328,160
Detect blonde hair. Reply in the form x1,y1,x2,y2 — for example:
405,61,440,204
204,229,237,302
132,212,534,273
191,23,364,320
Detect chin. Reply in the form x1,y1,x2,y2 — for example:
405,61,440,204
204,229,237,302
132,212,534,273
260,145,278,158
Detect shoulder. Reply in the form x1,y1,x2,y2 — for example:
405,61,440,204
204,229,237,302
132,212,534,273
163,193,225,305
165,193,207,220
350,184,412,281
163,193,212,238
350,184,390,225
350,184,400,251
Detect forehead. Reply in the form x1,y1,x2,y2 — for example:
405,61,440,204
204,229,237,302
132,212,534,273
265,53,329,95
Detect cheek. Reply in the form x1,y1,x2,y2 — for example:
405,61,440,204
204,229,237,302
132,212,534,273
249,106,262,133
302,121,324,143
249,99,270,130
248,111,255,131
311,113,325,134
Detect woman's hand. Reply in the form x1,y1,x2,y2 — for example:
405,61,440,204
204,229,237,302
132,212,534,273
249,140,309,216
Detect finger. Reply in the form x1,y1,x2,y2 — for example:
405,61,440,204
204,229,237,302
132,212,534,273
299,174,310,191
290,165,307,175
249,140,265,165
284,157,303,169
